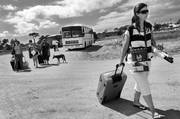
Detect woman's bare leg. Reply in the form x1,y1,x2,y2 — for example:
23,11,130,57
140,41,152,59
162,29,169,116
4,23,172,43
134,91,141,105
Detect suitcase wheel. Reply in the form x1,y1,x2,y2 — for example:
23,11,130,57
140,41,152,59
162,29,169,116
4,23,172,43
101,96,106,104
115,91,121,99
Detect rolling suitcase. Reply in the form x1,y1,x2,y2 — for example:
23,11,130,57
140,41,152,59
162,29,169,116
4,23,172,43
96,63,127,104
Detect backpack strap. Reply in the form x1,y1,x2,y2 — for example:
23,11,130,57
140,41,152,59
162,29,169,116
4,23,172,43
128,25,134,45
124,25,134,61
127,25,134,52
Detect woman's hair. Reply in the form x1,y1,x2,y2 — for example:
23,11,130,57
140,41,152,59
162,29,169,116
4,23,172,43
132,3,148,31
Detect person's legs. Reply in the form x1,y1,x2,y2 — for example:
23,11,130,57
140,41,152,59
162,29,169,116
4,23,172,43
143,94,155,112
47,55,50,64
35,55,39,67
133,79,147,110
14,55,19,71
132,71,165,118
63,55,66,62
133,72,150,104
143,94,165,119
134,90,141,105
19,54,23,70
33,56,36,67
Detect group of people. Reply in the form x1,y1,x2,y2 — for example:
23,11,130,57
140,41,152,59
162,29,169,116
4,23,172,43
28,39,51,68
10,37,62,71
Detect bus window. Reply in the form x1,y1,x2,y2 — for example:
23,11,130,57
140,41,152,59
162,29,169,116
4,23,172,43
72,30,84,37
63,31,71,38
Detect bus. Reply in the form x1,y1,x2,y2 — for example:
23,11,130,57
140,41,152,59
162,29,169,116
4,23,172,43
61,25,94,50
37,34,62,48
47,34,63,48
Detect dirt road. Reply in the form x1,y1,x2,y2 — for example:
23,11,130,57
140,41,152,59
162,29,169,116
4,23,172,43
0,46,180,119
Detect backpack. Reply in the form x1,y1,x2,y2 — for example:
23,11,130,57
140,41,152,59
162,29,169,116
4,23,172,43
125,22,152,61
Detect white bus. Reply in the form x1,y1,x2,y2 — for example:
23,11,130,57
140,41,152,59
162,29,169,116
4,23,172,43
61,25,94,50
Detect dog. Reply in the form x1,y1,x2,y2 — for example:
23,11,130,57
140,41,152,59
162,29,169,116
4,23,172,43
53,54,67,63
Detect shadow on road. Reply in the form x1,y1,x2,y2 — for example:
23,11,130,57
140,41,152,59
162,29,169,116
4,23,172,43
37,64,59,68
66,45,103,52
103,98,180,119
157,109,180,119
103,98,142,116
17,69,32,72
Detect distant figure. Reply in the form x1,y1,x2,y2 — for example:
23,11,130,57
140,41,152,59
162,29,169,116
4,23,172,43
13,40,23,71
52,40,59,51
28,40,33,59
42,40,50,64
31,44,39,68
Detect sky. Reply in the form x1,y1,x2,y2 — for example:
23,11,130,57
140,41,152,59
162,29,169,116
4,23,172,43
0,0,180,43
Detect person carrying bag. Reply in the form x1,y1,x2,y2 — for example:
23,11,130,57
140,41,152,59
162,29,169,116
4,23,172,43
119,3,173,119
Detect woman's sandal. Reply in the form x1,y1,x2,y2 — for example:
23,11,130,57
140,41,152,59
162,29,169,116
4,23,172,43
133,104,147,110
153,112,165,119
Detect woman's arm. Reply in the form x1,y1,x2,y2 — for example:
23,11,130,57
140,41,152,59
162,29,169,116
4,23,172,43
151,32,156,47
119,30,130,64
151,32,173,63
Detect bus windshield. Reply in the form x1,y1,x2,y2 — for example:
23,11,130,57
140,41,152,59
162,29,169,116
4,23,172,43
62,26,84,38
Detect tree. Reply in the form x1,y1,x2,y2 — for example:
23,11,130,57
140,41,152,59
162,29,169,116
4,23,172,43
154,23,161,31
103,29,108,33
2,39,9,45
28,32,39,43
10,39,15,46
113,28,119,32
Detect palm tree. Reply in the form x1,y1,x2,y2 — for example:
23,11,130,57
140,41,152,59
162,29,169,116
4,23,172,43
28,32,39,43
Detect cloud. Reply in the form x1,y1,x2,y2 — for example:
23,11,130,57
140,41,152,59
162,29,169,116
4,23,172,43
99,9,107,13
3,0,180,36
56,0,123,13
5,11,59,35
8,0,123,21
94,10,132,32
0,31,10,37
94,0,180,32
14,22,39,35
99,11,122,20
0,4,17,11
39,20,59,29
4,0,123,36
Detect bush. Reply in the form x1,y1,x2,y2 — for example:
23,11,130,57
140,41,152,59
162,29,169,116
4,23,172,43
153,30,180,41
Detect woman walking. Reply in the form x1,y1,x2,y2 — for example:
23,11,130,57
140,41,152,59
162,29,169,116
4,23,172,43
119,3,173,119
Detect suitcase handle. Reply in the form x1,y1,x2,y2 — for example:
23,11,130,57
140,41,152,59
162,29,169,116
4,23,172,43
112,63,125,83
115,63,125,76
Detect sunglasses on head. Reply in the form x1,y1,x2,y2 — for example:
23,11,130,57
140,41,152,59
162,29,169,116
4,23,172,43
138,10,149,14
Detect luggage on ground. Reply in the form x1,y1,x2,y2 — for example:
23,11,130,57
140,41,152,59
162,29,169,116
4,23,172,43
96,63,127,104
